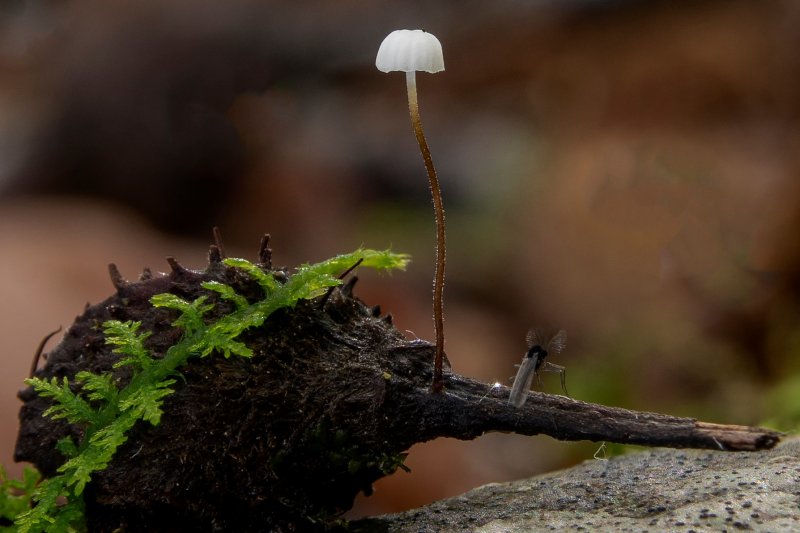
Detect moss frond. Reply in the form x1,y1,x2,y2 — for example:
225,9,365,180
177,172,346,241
0,466,40,532
75,372,118,404
151,294,214,336
24,377,96,427
106,321,153,371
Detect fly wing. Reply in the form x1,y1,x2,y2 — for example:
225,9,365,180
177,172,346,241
547,329,567,355
508,356,537,407
527,328,567,354
525,328,547,348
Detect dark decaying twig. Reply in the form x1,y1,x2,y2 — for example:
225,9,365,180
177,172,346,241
258,233,272,267
319,258,364,309
431,375,779,452
14,236,781,532
212,226,226,259
28,326,62,378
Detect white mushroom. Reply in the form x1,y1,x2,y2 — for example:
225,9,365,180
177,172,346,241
376,29,447,392
375,29,444,74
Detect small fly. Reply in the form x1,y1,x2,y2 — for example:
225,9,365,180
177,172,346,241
508,328,568,408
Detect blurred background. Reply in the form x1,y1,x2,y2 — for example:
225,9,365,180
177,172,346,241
1,0,799,518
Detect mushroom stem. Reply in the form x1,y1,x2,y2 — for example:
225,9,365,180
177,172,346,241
405,71,446,393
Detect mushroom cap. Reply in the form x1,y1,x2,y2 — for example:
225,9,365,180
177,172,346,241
376,29,444,74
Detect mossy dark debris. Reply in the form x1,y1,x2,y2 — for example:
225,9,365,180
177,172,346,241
13,239,781,532
15,244,441,532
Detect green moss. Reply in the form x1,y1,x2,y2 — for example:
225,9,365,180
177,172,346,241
0,467,40,532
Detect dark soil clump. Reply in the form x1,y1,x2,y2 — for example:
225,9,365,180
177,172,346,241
16,244,438,531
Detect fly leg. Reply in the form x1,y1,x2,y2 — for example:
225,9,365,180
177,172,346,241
541,362,568,397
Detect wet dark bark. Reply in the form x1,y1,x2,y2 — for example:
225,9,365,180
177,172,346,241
14,237,780,532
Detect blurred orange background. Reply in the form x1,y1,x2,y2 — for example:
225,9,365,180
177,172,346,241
1,0,799,518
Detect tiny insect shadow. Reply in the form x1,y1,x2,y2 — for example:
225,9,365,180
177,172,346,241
508,328,568,408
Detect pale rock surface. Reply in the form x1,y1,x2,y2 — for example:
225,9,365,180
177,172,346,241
355,437,799,532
